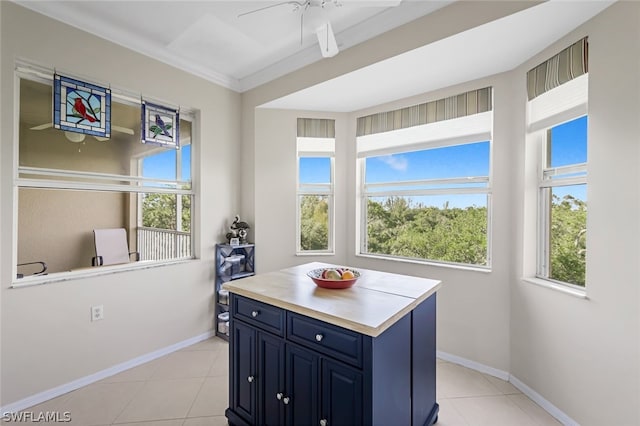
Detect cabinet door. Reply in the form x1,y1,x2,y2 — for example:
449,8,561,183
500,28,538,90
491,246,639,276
286,344,320,426
321,358,363,426
258,331,285,426
230,321,257,424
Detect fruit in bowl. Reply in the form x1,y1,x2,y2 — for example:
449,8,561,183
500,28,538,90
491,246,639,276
308,267,360,289
321,268,342,280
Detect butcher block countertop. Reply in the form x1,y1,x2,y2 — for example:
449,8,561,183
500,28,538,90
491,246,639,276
222,262,441,337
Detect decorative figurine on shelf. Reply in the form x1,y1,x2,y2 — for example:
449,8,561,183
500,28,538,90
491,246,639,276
226,215,251,245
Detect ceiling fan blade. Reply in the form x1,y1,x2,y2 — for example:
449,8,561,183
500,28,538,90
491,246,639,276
30,123,53,131
238,1,306,17
317,22,339,57
64,131,86,143
31,122,133,135
339,0,402,5
112,125,134,135
94,136,110,142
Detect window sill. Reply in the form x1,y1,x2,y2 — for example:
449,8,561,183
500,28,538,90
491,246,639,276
356,253,491,273
296,251,335,257
521,277,588,299
10,258,196,289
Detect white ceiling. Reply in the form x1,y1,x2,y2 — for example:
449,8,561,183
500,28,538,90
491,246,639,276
14,1,614,112
263,0,614,111
14,0,453,92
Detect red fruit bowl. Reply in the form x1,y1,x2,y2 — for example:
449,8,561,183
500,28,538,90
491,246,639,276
307,268,360,289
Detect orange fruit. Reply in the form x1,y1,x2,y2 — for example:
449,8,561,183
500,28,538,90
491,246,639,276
341,270,355,280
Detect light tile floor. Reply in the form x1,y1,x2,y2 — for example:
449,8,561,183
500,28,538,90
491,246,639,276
7,337,561,426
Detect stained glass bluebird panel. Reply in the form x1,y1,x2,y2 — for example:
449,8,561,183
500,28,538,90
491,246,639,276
141,101,180,149
53,74,111,138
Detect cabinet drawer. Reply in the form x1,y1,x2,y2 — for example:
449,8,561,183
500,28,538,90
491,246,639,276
287,312,363,368
232,295,285,336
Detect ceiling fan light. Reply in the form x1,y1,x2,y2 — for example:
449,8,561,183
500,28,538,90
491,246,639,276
64,131,86,143
316,22,339,58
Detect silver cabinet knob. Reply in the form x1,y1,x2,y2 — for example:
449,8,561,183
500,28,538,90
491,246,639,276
276,392,283,400
251,310,259,317
320,419,328,426
282,396,290,405
247,375,254,383
315,333,324,342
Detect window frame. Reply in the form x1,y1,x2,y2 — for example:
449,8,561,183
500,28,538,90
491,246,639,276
136,144,192,232
296,137,335,255
356,113,493,269
535,117,588,288
525,72,589,291
12,64,196,287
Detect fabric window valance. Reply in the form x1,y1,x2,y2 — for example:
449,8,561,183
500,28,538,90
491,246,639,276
526,37,588,101
297,118,335,138
356,87,492,137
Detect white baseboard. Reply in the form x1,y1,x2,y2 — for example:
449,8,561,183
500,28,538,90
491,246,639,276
1,331,215,414
437,350,510,381
3,338,579,426
509,375,579,426
436,351,578,426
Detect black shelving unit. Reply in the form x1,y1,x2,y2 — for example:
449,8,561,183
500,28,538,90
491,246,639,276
215,243,255,340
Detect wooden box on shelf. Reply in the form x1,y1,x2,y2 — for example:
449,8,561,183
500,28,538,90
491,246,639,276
215,243,255,340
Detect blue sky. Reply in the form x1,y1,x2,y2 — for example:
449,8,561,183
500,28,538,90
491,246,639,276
547,116,588,202
365,141,490,183
298,142,491,185
142,144,191,183
144,117,583,186
299,157,331,183
142,116,587,203
299,115,587,209
550,115,587,167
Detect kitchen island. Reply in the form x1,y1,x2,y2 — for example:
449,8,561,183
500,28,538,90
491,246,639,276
223,262,442,426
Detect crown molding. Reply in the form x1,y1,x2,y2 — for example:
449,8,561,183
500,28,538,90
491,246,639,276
12,1,242,92
13,0,450,94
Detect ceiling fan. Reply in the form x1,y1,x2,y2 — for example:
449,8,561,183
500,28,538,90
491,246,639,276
29,122,135,143
238,0,402,58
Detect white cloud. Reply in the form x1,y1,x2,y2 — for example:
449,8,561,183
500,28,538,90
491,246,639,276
379,154,408,172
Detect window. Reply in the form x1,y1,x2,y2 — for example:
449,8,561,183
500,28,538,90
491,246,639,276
296,136,335,254
15,69,195,283
360,140,491,267
356,90,493,268
138,143,192,260
537,116,587,287
526,38,589,288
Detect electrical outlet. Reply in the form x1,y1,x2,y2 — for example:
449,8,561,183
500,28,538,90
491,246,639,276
91,305,104,321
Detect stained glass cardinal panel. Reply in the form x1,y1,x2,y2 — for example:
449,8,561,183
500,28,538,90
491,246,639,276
141,101,180,148
53,73,111,138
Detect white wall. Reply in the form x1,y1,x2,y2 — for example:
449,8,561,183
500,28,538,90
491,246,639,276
0,2,241,406
241,4,536,373
251,74,516,372
3,2,638,423
240,1,538,232
243,0,539,385
511,3,640,425
243,2,639,425
254,108,348,272
342,74,516,372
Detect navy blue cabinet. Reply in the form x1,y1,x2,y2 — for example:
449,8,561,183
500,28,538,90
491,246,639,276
226,293,438,426
322,358,363,426
229,321,256,424
258,332,285,426
286,343,321,425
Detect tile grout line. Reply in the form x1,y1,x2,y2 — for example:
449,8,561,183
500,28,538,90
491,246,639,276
108,378,149,426
183,359,214,422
